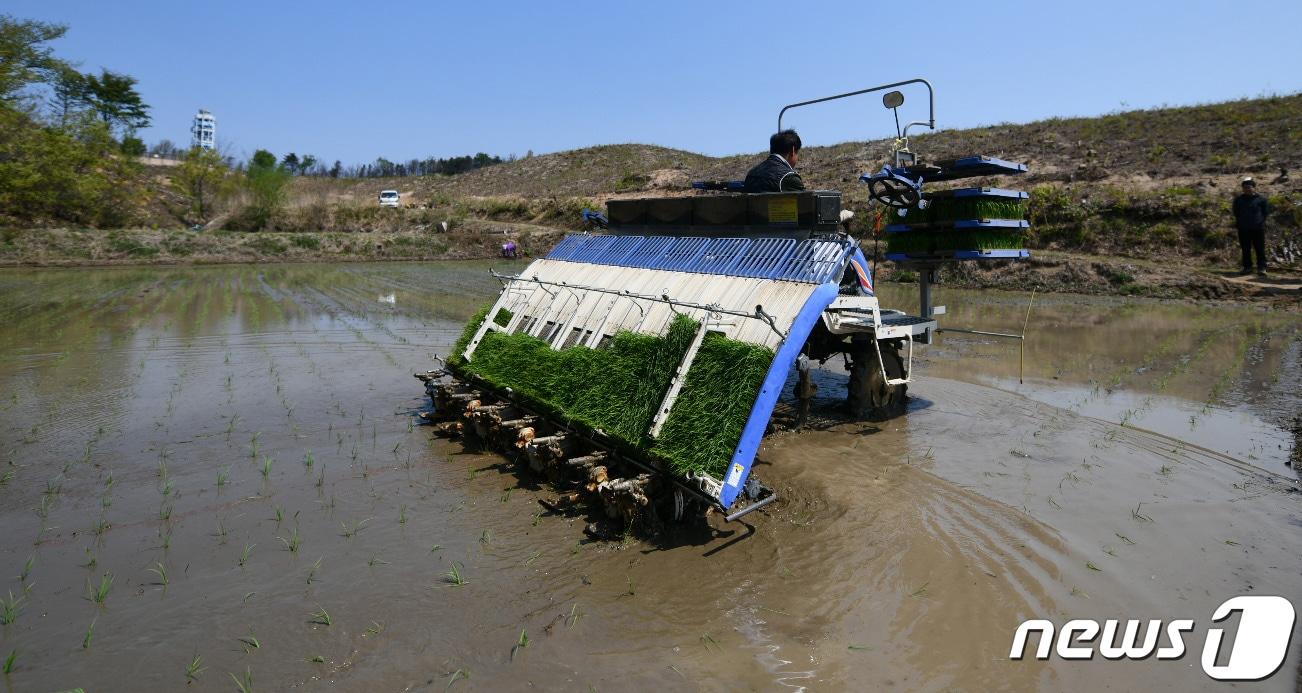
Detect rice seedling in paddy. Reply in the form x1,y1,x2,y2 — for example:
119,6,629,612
340,517,370,538
250,432,262,459
82,617,96,649
442,562,467,586
217,468,230,487
399,505,409,524
272,505,284,524
510,628,530,660
237,633,261,652
299,601,334,628
261,456,275,479
229,666,253,693
89,572,114,605
279,528,301,553
446,668,469,689
239,543,255,567
0,591,23,625
2,649,15,675
365,621,384,637
303,450,314,468
185,653,205,682
147,562,169,585
307,557,322,583
18,555,33,583
368,555,389,567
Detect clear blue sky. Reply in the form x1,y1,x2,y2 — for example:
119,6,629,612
11,0,1302,165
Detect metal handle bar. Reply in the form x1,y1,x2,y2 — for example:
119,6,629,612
777,78,935,137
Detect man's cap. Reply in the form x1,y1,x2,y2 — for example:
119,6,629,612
1241,177,1255,185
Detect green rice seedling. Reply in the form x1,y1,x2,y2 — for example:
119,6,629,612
90,573,113,605
1086,561,1102,572
272,505,284,524
158,501,173,522
237,633,260,651
261,456,274,479
250,432,261,459
510,628,529,660
368,555,388,567
446,668,469,690
566,603,582,628
161,478,174,496
524,551,541,566
216,468,229,487
185,653,205,682
2,649,14,675
303,451,314,469
229,666,253,693
308,655,325,663
398,505,408,524
365,621,384,637
1131,503,1153,523
147,562,168,585
82,617,96,649
156,458,168,479
340,517,369,538
700,633,719,651
442,562,467,586
429,544,442,553
625,576,635,596
100,494,112,510
19,555,33,583
309,606,331,626
0,591,22,624
278,528,300,553
1115,533,1136,545
306,556,323,584
500,488,512,503
239,543,254,567
0,470,12,486
91,517,111,537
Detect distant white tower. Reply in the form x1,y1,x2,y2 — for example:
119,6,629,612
191,109,216,150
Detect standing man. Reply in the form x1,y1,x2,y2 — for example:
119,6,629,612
744,130,806,193
1232,177,1272,276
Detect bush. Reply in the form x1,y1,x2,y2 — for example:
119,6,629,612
244,234,287,255
290,234,320,249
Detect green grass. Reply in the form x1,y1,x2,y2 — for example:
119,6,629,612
457,311,771,478
887,197,1026,226
885,228,1028,254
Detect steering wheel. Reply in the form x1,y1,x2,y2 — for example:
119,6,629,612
868,175,921,208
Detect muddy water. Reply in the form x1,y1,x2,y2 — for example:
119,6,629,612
0,262,1297,692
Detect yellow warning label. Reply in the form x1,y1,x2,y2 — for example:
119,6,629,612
767,196,798,225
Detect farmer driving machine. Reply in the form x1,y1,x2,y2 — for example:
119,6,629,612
417,78,1032,533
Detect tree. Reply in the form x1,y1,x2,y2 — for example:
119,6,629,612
84,69,150,134
49,66,89,126
329,160,341,178
299,154,317,175
243,148,290,229
281,152,299,174
250,149,277,170
171,146,233,223
119,134,145,156
0,15,69,102
149,139,179,159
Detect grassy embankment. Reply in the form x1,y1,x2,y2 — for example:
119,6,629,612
4,95,1299,299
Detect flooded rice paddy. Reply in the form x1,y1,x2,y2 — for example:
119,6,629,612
0,262,1297,691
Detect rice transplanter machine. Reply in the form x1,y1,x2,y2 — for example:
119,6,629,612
418,78,1032,530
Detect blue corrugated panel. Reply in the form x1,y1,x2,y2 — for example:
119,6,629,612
731,237,796,278
624,235,678,268
776,239,848,283
592,235,647,265
686,238,751,275
547,235,591,261
660,237,711,271
568,235,620,262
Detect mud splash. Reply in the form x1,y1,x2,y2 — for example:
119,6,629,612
0,263,1296,691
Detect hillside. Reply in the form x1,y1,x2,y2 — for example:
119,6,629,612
5,94,1300,299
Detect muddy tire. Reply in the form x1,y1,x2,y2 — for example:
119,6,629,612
847,341,907,420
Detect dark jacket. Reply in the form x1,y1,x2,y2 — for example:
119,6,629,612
1232,193,1271,231
744,154,805,193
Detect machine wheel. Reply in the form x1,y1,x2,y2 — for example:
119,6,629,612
847,341,907,420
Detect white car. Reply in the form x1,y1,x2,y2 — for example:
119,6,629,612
378,190,400,208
